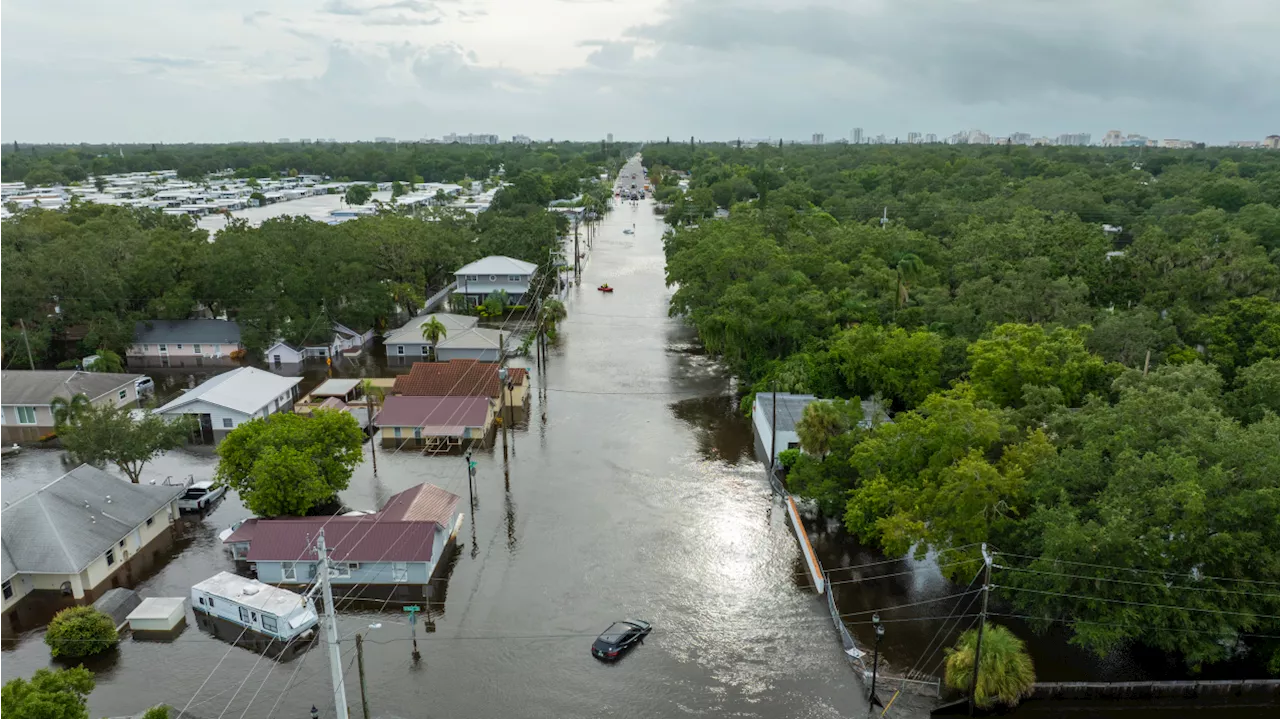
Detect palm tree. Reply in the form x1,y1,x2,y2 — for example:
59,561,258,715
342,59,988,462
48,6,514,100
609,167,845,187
50,393,92,430
420,317,448,361
895,253,926,309
944,624,1036,709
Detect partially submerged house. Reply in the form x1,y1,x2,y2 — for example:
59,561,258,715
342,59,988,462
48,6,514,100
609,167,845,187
264,321,374,366
127,319,242,368
191,571,317,642
393,360,528,407
156,366,302,444
2,464,184,614
222,483,462,595
752,393,890,467
434,327,507,362
373,395,494,450
1,370,144,443
452,256,539,307
382,312,477,362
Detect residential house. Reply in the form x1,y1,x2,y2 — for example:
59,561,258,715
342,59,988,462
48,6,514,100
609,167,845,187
1,370,144,443
452,256,539,307
223,483,462,594
752,393,890,467
373,395,494,450
156,367,302,444
263,341,304,366
2,464,183,614
435,326,507,362
393,360,528,408
128,319,242,368
382,313,478,362
301,321,375,359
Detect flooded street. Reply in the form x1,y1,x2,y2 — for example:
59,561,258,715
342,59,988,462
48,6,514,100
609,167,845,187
2,173,873,718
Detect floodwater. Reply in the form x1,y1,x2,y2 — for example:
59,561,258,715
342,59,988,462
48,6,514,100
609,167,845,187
1,157,879,718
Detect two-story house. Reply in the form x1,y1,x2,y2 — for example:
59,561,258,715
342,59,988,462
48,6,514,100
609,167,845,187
128,319,243,368
452,256,539,307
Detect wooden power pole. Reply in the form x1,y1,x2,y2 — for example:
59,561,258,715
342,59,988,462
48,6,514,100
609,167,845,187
967,544,994,716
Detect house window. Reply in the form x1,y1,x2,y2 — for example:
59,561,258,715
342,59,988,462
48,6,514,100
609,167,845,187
392,563,408,582
159,344,168,353
397,345,405,355
282,562,297,581
106,548,115,566
16,407,37,424
261,614,278,633
394,427,402,438
239,606,251,623
414,428,421,440
348,563,360,571
509,275,522,282
421,346,430,355
213,344,220,354
143,344,149,351
119,539,126,548
208,597,215,608
467,275,478,281
223,418,233,428
2,580,13,599
193,344,202,353
176,344,183,350
332,563,351,578
198,596,205,605
146,517,154,526
119,389,128,400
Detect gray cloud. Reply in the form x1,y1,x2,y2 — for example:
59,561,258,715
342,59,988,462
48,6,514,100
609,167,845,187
132,55,207,69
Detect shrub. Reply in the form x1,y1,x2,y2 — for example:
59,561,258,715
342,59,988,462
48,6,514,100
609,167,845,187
778,448,801,468
45,607,118,658
944,624,1035,708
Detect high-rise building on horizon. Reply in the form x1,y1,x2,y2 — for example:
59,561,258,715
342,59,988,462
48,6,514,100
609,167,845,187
925,133,937,143
852,127,864,144
607,133,613,143
1010,132,1032,145
812,133,825,145
907,132,921,144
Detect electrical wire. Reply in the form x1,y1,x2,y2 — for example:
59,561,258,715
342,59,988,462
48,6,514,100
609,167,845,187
825,558,982,588
993,563,1280,601
987,612,1280,641
992,584,1280,621
992,550,1280,588
820,545,982,574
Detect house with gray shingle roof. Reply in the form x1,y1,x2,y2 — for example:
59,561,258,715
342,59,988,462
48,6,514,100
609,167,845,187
126,319,242,368
1,370,144,444
452,255,539,308
2,464,184,614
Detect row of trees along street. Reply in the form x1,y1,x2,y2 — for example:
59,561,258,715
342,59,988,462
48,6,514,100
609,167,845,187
655,141,1280,680
1,143,626,367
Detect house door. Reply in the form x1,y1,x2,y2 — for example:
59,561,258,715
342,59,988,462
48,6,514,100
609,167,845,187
273,354,282,367
194,414,214,444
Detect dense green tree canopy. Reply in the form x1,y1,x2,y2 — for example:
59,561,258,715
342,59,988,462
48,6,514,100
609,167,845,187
1,666,95,719
215,410,364,517
58,405,194,483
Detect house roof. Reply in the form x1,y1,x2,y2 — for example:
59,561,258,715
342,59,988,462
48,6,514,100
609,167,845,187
244,518,437,563
133,319,241,345
1,370,144,406
455,255,538,276
393,360,527,398
382,313,479,346
1,464,184,578
310,378,361,397
756,393,817,435
380,484,461,526
437,327,505,351
373,395,490,430
157,367,302,416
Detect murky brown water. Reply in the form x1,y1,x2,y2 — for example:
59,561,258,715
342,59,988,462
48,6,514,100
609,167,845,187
1,157,872,719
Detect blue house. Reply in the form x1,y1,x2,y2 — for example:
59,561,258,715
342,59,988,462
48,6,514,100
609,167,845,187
223,483,463,591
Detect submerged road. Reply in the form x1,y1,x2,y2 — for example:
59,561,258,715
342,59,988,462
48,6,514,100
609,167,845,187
2,155,872,718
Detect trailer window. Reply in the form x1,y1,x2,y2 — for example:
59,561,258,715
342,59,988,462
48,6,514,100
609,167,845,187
261,614,278,633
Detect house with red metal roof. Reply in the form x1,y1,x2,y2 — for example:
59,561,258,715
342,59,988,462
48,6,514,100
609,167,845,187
221,483,463,592
392,360,528,407
373,395,494,451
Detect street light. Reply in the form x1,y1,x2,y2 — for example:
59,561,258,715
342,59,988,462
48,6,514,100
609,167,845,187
869,613,885,710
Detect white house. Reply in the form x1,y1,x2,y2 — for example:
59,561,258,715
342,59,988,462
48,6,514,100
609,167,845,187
156,367,302,444
382,313,478,362
452,256,539,307
752,394,890,468
435,326,506,362
264,321,374,365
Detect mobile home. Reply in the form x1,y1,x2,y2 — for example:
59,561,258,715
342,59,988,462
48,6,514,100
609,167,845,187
191,571,318,642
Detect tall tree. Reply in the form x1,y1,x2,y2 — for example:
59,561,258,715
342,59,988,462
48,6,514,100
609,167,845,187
58,405,194,483
1,666,96,719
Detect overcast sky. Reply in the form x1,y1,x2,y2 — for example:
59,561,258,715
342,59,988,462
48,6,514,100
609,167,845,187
2,0,1277,144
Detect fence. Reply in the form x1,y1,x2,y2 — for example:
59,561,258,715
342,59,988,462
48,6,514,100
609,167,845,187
769,464,941,700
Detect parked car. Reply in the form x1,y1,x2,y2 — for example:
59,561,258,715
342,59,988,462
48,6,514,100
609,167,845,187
218,516,254,543
591,619,651,661
178,480,227,512
135,376,155,395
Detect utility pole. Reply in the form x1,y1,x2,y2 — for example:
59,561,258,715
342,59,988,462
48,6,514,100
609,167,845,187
316,531,349,719
968,543,994,717
365,390,377,476
498,344,508,455
465,446,476,508
18,318,35,370
403,605,422,662
355,634,370,719
574,216,581,283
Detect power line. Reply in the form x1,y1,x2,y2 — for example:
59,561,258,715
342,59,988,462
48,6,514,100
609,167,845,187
987,612,1280,641
819,544,982,574
993,550,1280,588
992,584,1280,621
994,563,1280,601
825,558,982,587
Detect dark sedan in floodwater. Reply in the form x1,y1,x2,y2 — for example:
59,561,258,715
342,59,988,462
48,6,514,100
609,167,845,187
591,620,651,662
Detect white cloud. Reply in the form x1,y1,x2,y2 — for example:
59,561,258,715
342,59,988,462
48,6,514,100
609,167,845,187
1,0,1275,143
